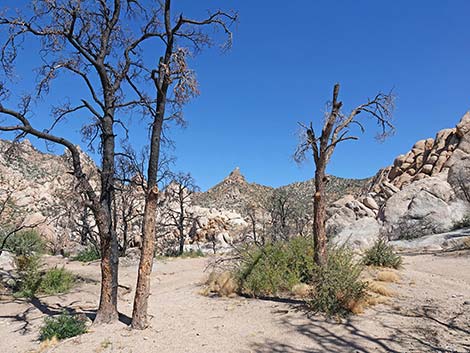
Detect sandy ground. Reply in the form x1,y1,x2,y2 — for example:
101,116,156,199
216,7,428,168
0,252,469,353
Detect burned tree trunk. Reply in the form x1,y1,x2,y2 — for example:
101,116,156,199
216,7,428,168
296,84,395,266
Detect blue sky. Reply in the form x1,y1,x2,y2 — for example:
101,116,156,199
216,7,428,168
2,0,470,190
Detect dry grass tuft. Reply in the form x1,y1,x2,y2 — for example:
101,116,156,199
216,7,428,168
376,271,400,283
366,295,390,306
368,281,394,297
201,271,238,297
291,283,313,298
32,337,59,353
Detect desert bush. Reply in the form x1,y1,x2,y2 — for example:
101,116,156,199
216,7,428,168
202,271,239,297
308,246,368,317
14,254,42,298
362,239,402,269
452,215,470,230
1,229,44,256
72,246,101,262
39,312,87,341
39,267,75,295
376,271,400,283
180,249,205,258
236,236,314,296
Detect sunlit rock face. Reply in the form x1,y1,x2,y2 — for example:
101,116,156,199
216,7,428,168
329,112,470,249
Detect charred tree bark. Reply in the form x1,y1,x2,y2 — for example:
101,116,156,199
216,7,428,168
131,186,159,329
296,84,394,267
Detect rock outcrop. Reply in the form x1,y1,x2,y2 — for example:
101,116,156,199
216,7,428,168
329,112,470,248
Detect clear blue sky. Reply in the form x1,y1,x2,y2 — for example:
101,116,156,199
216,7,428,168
2,0,470,190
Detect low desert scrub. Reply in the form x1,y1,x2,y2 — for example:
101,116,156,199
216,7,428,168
39,312,87,341
39,267,75,295
376,270,400,283
363,239,402,269
72,246,101,262
14,254,42,298
308,247,368,317
452,215,470,230
368,281,394,297
1,229,44,256
291,283,313,298
236,237,314,296
201,271,238,297
14,257,75,298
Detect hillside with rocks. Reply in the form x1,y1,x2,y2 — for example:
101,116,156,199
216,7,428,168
194,166,370,215
1,113,470,254
327,112,470,250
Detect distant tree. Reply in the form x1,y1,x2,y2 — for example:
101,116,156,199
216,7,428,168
130,0,237,329
295,84,395,266
161,173,199,256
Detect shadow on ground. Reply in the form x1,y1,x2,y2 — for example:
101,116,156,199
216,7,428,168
249,298,470,353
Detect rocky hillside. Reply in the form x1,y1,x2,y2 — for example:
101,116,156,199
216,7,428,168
194,167,370,215
328,112,470,250
0,139,98,251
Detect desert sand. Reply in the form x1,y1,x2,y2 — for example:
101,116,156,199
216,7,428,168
0,252,469,353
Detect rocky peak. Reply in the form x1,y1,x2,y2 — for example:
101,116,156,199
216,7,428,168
224,167,246,185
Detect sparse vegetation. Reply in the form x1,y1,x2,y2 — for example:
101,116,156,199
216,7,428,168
308,246,368,317
39,267,75,295
363,239,402,269
39,312,87,341
452,215,470,230
14,254,42,298
376,271,400,283
1,229,44,256
72,246,101,262
202,271,239,297
236,237,315,297
156,248,205,260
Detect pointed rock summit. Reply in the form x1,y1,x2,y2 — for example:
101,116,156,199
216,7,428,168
225,167,246,184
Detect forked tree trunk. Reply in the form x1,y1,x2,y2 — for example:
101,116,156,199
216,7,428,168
131,187,159,329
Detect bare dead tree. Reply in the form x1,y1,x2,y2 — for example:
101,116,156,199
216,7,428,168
295,83,395,266
0,0,180,324
130,0,237,329
160,172,199,256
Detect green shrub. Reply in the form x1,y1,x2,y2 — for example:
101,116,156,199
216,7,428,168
1,229,44,256
14,254,42,298
308,246,368,317
452,215,470,230
180,249,205,258
39,267,75,295
39,312,87,341
362,239,402,269
236,237,314,296
72,246,101,262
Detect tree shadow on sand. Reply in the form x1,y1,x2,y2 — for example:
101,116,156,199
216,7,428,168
0,295,131,335
248,298,470,353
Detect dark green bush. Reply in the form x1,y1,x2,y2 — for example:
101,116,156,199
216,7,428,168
236,236,315,296
362,238,402,269
39,312,87,341
180,249,205,258
72,246,101,262
14,254,42,298
308,246,367,317
39,267,75,295
1,229,44,256
452,215,470,230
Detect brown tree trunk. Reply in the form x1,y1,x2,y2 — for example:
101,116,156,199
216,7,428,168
131,187,159,329
94,115,119,324
313,164,328,267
